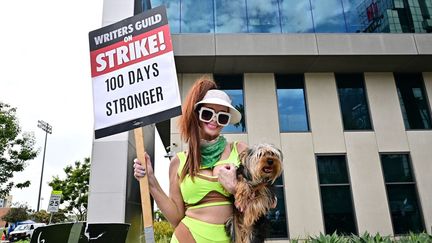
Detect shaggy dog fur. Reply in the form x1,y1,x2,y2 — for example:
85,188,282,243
226,143,283,243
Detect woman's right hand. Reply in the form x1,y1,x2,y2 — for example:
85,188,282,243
133,152,154,180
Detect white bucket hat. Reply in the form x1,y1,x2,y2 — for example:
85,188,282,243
194,89,242,124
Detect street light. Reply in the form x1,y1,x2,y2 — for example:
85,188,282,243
37,120,52,212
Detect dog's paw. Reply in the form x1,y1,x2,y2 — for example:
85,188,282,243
234,201,244,212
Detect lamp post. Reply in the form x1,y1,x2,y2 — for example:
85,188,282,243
37,120,52,212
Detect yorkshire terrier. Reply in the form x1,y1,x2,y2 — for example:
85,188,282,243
226,143,283,243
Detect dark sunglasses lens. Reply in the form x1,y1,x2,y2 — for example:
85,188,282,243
218,114,230,125
201,109,214,121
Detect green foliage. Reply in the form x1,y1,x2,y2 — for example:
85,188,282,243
48,158,90,221
310,232,350,243
31,209,67,224
294,232,432,243
398,232,432,243
154,221,173,243
1,203,30,223
0,102,38,198
351,232,392,243
154,209,167,221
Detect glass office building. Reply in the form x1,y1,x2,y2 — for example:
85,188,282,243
89,0,432,242
143,0,432,33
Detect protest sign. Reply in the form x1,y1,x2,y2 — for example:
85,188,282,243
89,6,181,139
89,6,180,242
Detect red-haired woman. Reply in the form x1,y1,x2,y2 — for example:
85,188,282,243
134,76,247,242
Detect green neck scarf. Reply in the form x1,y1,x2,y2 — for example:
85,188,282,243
200,136,227,169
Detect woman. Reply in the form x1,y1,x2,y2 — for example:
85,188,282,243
134,76,247,242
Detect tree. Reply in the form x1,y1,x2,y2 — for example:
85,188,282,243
49,158,90,221
31,209,67,224
1,203,30,223
0,102,38,198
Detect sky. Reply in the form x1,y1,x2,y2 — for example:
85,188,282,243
0,0,128,211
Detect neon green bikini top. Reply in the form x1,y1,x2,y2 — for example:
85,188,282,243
177,142,240,209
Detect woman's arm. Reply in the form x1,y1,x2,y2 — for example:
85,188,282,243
134,153,185,227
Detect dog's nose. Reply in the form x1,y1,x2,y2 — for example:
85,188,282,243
267,159,273,165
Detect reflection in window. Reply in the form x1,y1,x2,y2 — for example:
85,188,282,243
181,0,214,33
143,0,432,33
215,0,248,33
336,73,372,130
317,155,357,235
310,0,347,32
247,0,282,33
342,0,364,33
214,74,246,133
395,73,432,130
150,0,180,33
380,154,425,234
267,177,288,238
276,74,309,132
279,0,314,33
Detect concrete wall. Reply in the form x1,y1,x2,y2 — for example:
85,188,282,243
281,133,323,238
173,34,432,73
305,73,346,153
364,73,409,152
344,132,393,234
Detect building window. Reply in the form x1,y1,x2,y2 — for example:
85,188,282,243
143,0,432,33
279,0,314,33
181,0,215,33
310,0,347,32
336,73,372,130
266,175,288,239
215,0,248,33
275,74,309,132
380,154,425,234
316,155,357,235
247,0,282,33
214,74,246,133
394,73,432,130
147,0,180,33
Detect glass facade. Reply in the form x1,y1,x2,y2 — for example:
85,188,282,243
144,0,432,33
317,155,357,235
380,154,425,234
336,73,372,130
276,74,310,132
213,74,246,133
395,73,432,130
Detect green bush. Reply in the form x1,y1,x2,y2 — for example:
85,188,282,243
398,232,432,243
154,221,174,243
290,232,432,243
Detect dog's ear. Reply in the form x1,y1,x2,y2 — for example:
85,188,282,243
277,147,283,162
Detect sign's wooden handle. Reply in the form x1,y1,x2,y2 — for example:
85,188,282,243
134,127,155,242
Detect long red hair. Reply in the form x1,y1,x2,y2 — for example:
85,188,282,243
178,76,217,180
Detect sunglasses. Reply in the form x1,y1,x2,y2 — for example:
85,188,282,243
198,107,231,126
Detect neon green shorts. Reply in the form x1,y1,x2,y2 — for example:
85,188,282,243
171,216,230,243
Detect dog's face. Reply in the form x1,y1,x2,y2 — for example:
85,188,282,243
240,143,283,184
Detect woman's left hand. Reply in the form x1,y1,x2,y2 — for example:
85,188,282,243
218,163,237,194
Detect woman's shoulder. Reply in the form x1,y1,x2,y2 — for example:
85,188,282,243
169,154,181,175
229,140,248,154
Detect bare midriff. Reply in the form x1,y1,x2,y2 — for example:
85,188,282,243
185,204,233,224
